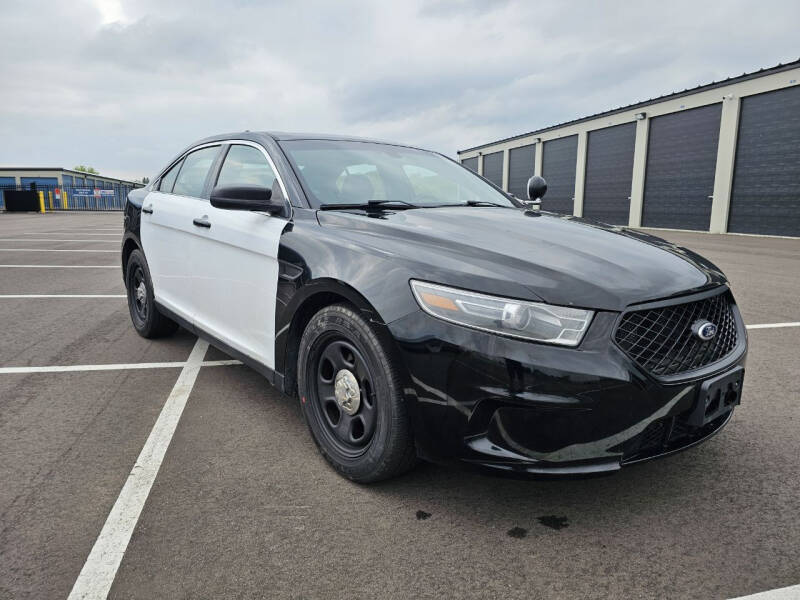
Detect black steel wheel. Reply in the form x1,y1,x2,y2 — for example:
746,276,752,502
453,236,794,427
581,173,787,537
312,338,378,456
125,249,178,339
131,264,149,324
298,304,416,482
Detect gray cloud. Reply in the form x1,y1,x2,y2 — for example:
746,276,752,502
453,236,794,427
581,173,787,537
0,0,798,180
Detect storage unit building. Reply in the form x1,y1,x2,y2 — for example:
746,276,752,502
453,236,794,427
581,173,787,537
457,59,800,238
0,168,142,210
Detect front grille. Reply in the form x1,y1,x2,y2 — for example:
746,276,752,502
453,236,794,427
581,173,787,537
614,289,739,377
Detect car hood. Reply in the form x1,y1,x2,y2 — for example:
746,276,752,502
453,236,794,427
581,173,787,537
316,207,727,312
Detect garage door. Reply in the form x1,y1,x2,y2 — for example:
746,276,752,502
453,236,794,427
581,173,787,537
728,86,800,237
508,144,536,199
462,156,478,173
482,151,503,187
642,104,722,230
542,135,578,214
583,123,636,225
20,176,59,189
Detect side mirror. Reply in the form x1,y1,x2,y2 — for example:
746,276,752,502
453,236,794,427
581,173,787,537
526,175,547,206
210,183,285,215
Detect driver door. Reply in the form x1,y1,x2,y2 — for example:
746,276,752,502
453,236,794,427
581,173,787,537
190,142,288,369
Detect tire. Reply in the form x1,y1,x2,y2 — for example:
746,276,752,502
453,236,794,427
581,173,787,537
125,249,178,339
298,304,416,483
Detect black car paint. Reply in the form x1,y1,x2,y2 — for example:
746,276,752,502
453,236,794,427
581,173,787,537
123,131,746,477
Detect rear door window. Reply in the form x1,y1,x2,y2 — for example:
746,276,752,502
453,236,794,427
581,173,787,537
172,146,220,198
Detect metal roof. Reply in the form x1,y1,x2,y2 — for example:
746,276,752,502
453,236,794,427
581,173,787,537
457,58,800,154
0,167,142,185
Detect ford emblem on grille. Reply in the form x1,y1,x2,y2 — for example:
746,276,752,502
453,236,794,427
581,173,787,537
692,319,718,341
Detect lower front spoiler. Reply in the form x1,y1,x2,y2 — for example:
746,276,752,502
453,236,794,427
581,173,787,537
450,409,734,479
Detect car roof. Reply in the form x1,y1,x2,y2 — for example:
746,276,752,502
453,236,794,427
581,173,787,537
189,131,421,149
156,131,438,181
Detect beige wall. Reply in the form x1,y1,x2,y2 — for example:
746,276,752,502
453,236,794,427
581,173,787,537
458,66,800,234
0,170,65,185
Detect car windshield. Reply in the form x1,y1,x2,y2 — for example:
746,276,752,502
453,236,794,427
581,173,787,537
280,139,517,208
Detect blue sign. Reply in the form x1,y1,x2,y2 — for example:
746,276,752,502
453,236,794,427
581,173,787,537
72,188,116,197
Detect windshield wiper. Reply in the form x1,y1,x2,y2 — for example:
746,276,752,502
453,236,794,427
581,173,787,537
463,200,506,207
433,200,508,208
319,200,418,211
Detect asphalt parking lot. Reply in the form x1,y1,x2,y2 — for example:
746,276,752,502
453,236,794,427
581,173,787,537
0,212,798,600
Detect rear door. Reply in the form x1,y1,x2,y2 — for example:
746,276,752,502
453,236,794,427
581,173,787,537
190,142,288,369
140,145,221,322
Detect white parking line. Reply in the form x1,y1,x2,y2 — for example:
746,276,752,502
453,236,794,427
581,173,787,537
0,248,117,253
0,264,118,268
17,233,119,236
730,583,800,599
0,239,117,243
67,339,210,600
0,358,241,375
30,230,121,233
0,294,125,299
746,322,800,330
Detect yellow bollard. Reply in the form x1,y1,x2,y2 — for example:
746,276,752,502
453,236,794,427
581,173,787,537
63,190,69,210
48,190,53,210
38,190,46,213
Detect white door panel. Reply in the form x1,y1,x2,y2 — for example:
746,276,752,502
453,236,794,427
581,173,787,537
139,190,198,322
191,206,286,368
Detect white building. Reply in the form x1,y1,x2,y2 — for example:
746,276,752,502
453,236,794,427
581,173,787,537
458,60,800,238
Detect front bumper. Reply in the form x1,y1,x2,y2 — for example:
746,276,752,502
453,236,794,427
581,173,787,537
387,306,747,477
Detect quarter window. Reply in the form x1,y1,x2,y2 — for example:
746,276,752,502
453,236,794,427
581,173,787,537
158,160,182,192
216,145,277,189
172,146,220,198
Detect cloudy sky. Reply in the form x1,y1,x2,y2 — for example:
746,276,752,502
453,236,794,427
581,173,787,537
1,0,798,181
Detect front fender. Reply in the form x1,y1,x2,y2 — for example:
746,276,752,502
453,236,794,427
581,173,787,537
274,209,421,380
121,196,144,283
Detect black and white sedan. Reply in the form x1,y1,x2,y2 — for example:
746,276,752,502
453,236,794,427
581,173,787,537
122,132,747,482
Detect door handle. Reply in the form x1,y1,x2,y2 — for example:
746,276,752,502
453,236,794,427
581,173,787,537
192,216,211,228
142,204,153,214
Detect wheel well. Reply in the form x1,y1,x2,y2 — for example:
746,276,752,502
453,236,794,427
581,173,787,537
121,238,139,283
282,292,356,398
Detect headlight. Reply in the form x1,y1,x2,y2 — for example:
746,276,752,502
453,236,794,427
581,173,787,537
410,280,594,346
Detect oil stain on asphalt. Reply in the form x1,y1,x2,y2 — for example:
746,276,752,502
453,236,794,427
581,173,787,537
416,510,431,520
506,527,527,539
538,515,569,530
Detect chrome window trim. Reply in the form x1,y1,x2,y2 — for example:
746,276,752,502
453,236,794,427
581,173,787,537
154,139,291,205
